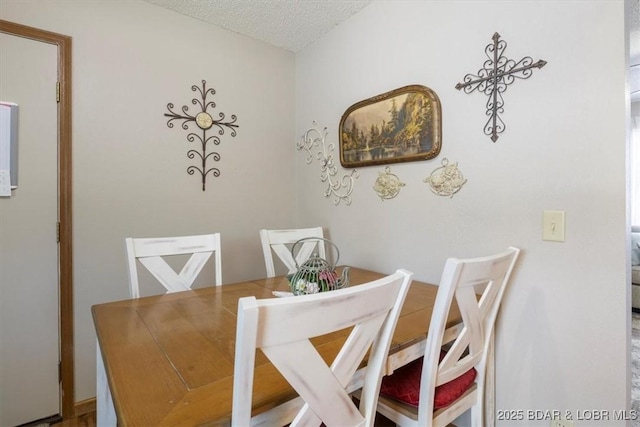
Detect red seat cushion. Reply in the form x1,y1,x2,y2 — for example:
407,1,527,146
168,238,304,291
380,352,477,409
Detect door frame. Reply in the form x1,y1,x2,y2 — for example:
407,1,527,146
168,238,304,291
0,20,74,419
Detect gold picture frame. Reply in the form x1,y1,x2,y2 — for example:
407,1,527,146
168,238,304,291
339,85,442,168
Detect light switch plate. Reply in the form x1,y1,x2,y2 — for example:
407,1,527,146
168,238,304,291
543,210,565,242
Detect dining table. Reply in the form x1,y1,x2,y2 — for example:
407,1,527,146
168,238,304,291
92,266,466,427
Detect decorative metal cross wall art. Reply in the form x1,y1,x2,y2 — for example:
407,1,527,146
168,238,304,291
165,80,238,191
455,32,546,142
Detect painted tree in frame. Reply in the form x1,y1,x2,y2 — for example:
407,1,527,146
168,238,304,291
339,85,441,168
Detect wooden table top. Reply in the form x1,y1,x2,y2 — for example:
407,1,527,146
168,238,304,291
92,267,461,427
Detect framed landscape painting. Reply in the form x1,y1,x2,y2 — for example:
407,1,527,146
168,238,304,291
339,85,442,168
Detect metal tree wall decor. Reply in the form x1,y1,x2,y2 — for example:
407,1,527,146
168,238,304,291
165,80,238,190
297,122,359,206
455,32,546,142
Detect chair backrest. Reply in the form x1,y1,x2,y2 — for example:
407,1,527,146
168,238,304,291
259,227,326,278
418,247,520,426
124,233,222,299
232,269,414,427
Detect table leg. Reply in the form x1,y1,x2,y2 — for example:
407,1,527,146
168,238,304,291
97,340,116,427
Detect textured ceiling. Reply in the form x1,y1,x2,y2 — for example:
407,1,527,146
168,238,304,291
143,0,639,94
144,0,639,59
142,0,374,52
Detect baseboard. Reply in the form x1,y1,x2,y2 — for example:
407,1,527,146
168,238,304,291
12,398,95,425
74,397,96,416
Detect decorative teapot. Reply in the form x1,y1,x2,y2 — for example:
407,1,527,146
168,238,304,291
287,237,350,295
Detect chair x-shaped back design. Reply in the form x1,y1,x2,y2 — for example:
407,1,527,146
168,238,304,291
259,227,326,278
125,233,222,299
232,269,413,427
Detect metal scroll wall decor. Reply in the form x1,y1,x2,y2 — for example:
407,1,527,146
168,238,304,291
373,166,405,201
424,158,467,198
165,80,238,191
455,32,546,142
297,122,359,206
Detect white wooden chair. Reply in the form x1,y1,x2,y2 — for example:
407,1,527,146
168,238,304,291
124,233,222,299
375,247,520,427
259,227,326,278
231,269,414,427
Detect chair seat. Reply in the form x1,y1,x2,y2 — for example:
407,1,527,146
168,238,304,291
377,384,478,424
380,352,477,409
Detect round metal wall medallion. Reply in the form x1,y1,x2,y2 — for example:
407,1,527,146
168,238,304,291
195,112,213,129
373,166,405,201
424,158,467,198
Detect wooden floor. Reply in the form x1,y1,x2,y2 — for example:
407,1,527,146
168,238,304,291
51,411,95,427
50,410,402,426
49,411,457,426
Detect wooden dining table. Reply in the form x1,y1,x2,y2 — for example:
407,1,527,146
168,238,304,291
92,267,463,427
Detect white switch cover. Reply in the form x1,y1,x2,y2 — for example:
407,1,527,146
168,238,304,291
543,210,565,242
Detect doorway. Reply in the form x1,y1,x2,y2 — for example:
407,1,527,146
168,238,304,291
629,0,640,420
0,20,74,423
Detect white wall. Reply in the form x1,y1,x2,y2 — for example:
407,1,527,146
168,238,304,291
295,1,628,425
0,0,631,421
1,0,296,401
